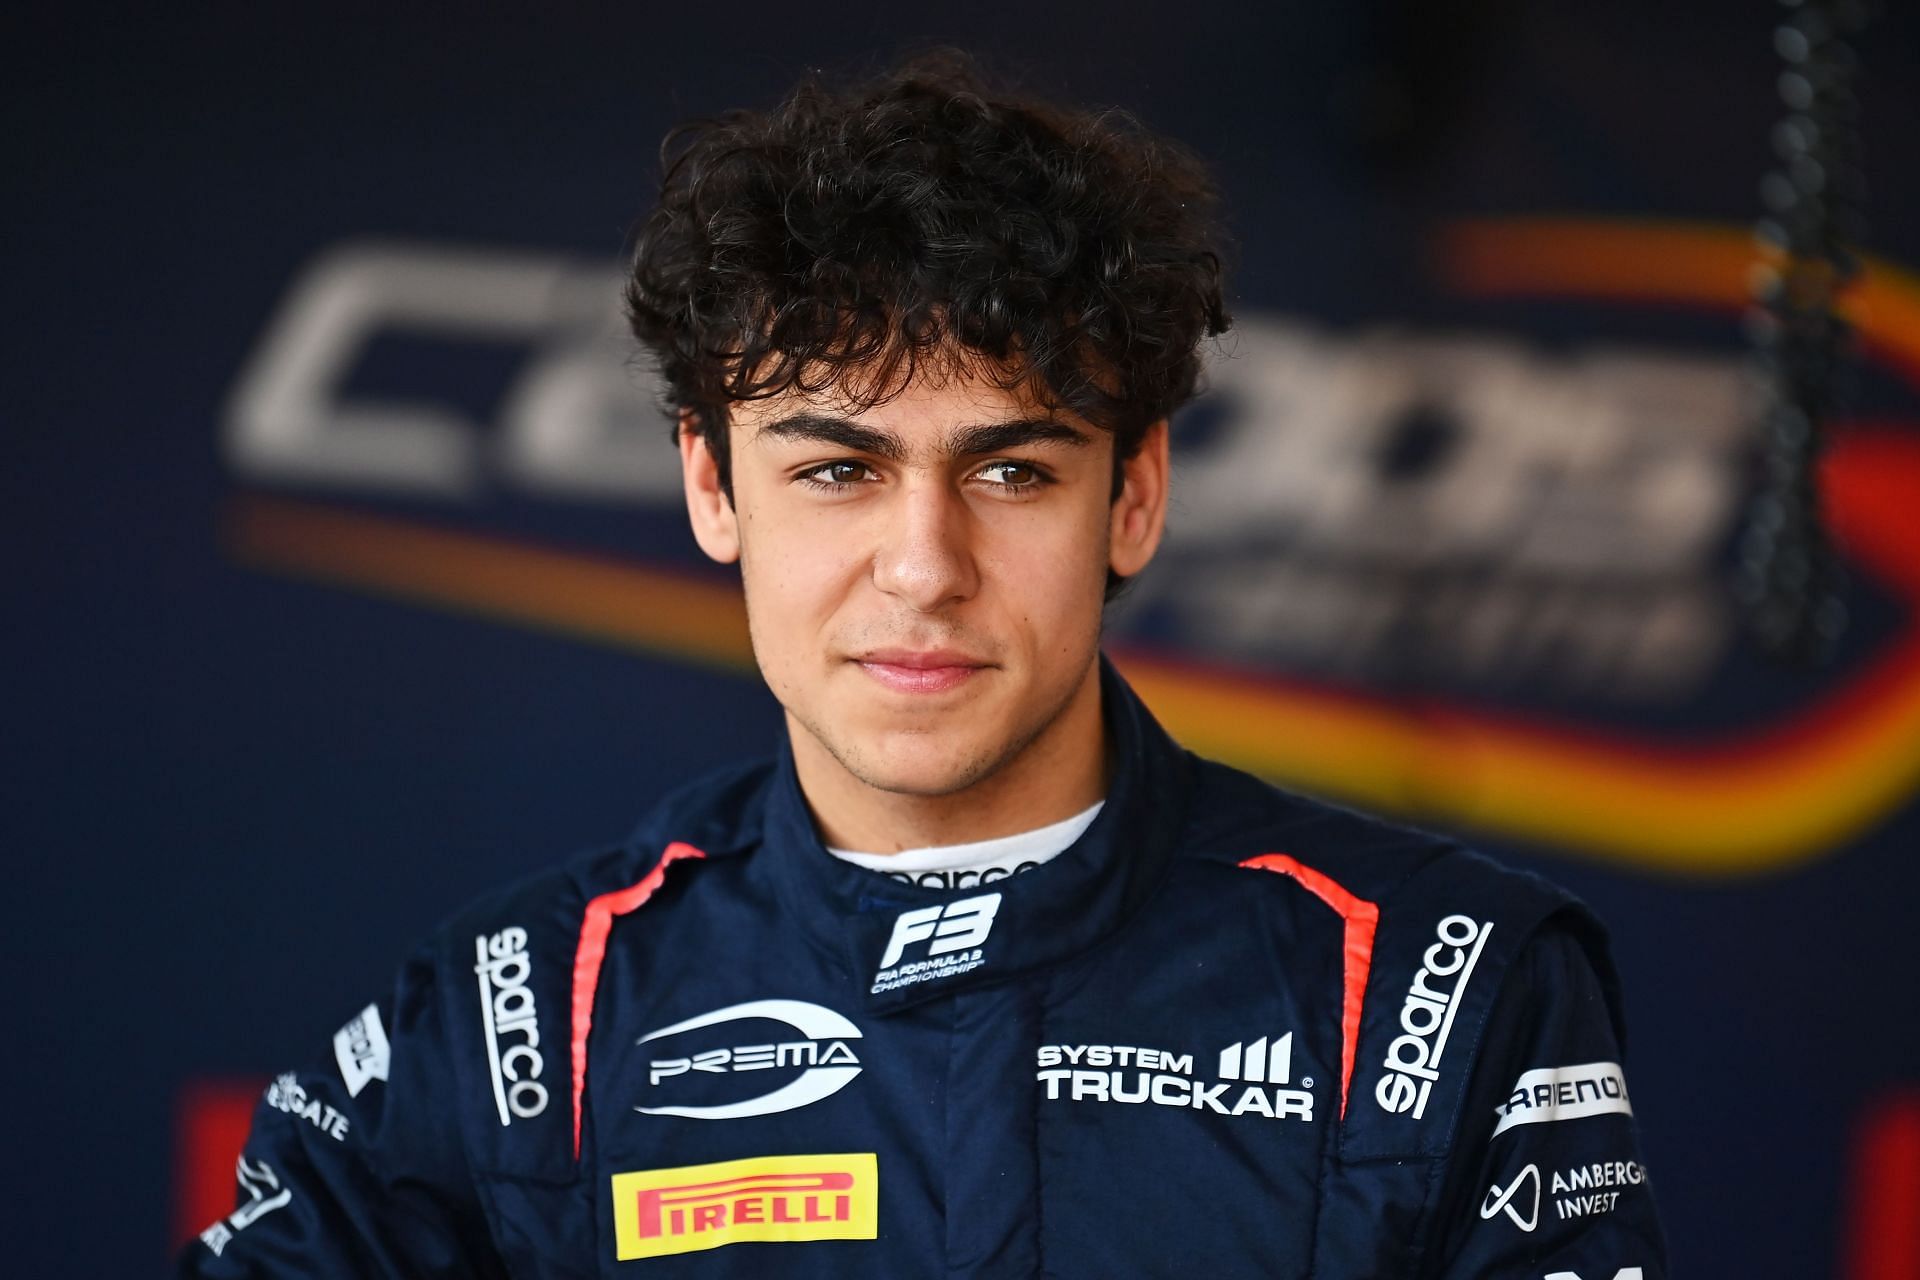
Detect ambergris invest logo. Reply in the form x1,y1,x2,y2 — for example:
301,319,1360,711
610,1153,879,1260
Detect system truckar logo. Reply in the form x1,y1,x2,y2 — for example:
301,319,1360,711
871,893,1000,994
1219,1033,1294,1084
1375,914,1492,1119
610,1153,879,1260
1036,1033,1316,1122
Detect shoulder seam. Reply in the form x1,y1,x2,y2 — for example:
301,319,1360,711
567,842,708,1160
1239,853,1381,1121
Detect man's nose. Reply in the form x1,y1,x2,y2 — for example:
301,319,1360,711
870,479,980,611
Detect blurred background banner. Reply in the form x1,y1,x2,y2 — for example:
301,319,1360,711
7,4,1917,1275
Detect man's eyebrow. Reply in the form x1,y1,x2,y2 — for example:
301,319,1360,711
753,414,1090,459
755,413,907,460
945,419,1091,456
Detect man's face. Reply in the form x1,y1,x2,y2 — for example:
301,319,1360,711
680,361,1166,800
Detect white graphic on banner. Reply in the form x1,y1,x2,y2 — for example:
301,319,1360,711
225,244,666,501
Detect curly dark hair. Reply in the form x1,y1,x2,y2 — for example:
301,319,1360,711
623,48,1232,506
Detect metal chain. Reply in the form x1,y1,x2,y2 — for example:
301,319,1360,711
1738,0,1874,664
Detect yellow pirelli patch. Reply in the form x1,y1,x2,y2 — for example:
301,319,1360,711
610,1152,879,1260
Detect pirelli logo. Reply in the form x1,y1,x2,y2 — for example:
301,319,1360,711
611,1153,879,1260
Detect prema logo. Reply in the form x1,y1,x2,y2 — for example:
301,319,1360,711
637,999,864,1120
610,1152,879,1260
1374,914,1493,1119
475,927,548,1125
871,893,1000,995
332,1003,390,1098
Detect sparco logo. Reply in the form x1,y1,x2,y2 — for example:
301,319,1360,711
881,861,1042,890
871,893,1000,994
1375,914,1493,1119
637,999,864,1120
475,927,548,1125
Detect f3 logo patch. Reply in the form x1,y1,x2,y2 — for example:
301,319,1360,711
878,894,1001,969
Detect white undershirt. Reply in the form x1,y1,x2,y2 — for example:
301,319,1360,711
826,801,1105,890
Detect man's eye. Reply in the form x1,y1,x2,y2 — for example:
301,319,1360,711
977,461,1046,488
799,461,874,489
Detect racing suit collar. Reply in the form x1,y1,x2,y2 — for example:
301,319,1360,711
764,653,1192,1016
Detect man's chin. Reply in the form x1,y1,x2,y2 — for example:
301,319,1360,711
839,751,997,799
820,728,1007,799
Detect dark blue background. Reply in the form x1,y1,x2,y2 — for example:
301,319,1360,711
6,4,1917,1274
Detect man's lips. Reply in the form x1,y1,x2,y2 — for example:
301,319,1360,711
852,649,991,694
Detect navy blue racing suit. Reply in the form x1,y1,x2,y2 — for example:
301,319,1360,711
179,659,1668,1277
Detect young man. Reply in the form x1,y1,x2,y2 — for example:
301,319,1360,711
184,53,1667,1277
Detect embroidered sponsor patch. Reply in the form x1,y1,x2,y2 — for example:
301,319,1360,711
332,1003,389,1097
1492,1061,1632,1136
871,894,1000,995
610,1153,878,1260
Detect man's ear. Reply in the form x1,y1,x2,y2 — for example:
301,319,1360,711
678,408,740,564
1108,418,1169,579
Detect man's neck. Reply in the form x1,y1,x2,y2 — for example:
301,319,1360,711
789,666,1109,853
